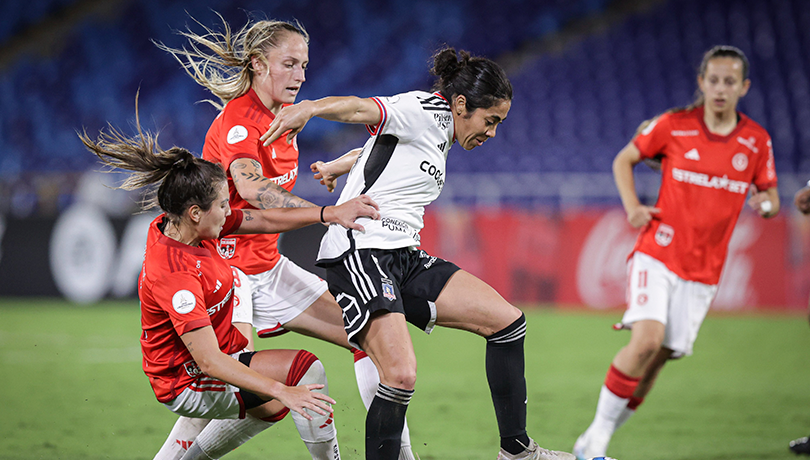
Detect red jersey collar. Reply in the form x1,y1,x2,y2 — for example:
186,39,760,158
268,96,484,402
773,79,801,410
155,215,212,258
246,88,293,121
695,105,749,142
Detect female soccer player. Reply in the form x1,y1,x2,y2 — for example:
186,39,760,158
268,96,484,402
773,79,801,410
155,14,418,460
261,47,576,460
79,115,380,460
572,45,779,459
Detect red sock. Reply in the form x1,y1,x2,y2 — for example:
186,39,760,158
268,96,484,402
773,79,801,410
351,347,368,362
604,364,640,399
627,395,645,410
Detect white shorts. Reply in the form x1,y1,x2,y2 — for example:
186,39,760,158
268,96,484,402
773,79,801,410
621,252,718,358
164,354,247,419
231,255,328,337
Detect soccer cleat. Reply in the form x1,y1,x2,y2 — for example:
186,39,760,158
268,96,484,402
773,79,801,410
573,430,611,460
790,436,810,455
496,438,576,460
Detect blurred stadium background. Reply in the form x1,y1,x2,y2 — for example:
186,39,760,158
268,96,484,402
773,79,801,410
0,0,809,307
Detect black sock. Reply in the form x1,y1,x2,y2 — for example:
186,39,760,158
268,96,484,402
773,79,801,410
366,384,413,460
486,312,530,455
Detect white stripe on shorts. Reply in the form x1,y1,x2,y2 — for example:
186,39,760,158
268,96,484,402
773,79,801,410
344,251,377,303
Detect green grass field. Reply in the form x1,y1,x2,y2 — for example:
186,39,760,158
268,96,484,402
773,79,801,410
0,299,808,460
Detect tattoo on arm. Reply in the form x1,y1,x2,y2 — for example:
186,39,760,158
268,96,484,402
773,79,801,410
256,183,315,209
242,210,254,221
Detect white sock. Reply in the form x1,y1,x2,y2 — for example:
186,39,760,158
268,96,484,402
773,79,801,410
293,359,340,459
615,406,636,431
153,417,211,460
589,385,630,436
179,415,275,460
354,352,414,460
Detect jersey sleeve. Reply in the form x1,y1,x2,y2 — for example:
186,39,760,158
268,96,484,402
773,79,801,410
365,93,430,142
216,111,264,173
220,209,244,237
752,135,778,191
632,113,670,159
151,272,212,336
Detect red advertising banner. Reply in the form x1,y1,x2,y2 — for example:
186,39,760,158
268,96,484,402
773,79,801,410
420,206,810,311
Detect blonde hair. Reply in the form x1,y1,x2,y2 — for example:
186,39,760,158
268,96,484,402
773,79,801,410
154,12,309,109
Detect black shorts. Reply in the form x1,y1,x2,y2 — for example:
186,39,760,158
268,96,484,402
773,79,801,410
324,247,460,349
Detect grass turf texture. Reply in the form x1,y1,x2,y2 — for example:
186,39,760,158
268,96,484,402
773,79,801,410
0,299,807,460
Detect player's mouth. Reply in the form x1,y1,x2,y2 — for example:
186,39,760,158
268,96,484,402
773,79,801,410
286,86,300,94
713,98,726,107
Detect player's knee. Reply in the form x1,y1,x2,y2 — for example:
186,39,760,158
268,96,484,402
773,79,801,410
381,362,417,390
289,350,329,391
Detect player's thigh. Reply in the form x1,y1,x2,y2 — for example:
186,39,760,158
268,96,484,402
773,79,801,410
247,348,303,381
433,270,522,337
282,290,352,350
355,312,416,389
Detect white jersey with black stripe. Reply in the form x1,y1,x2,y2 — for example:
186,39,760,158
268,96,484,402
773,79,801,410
317,90,454,264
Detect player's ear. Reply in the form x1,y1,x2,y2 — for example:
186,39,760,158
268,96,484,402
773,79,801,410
188,205,202,224
453,95,467,116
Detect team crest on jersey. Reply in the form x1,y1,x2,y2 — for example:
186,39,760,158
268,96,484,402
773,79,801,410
183,360,203,378
227,125,249,144
381,279,396,301
732,153,748,171
637,294,648,305
655,223,674,247
217,238,237,259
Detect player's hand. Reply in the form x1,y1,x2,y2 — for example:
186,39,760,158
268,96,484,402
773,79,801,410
794,186,810,215
324,195,380,232
626,205,660,228
311,161,340,193
276,383,335,421
747,190,774,217
260,101,314,146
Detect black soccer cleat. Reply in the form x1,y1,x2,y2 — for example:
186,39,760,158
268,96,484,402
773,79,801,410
790,436,810,455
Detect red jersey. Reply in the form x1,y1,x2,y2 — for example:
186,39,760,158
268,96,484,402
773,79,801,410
139,210,247,403
631,106,778,284
202,88,300,274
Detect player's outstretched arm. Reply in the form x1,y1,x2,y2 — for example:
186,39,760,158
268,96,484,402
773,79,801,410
230,158,315,209
235,194,380,235
613,141,660,228
261,96,382,146
311,148,362,193
180,325,335,420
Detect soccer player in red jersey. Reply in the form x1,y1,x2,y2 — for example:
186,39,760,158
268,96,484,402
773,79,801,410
574,46,780,459
155,15,420,460
79,114,379,460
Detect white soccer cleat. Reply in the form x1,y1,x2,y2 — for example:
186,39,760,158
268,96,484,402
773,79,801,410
496,438,576,460
572,430,611,460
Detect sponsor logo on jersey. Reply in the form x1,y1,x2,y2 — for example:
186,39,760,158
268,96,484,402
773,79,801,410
218,238,236,259
381,217,421,243
419,250,438,269
655,223,674,247
436,141,447,153
183,360,203,378
684,148,701,161
671,129,699,137
420,160,445,190
732,153,748,171
737,136,758,153
381,279,396,301
227,125,249,144
206,287,233,316
213,280,222,294
172,290,196,314
671,168,750,194
268,164,298,186
433,112,452,130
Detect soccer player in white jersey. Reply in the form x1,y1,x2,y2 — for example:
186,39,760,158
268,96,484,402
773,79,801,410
790,180,810,456
261,47,576,460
